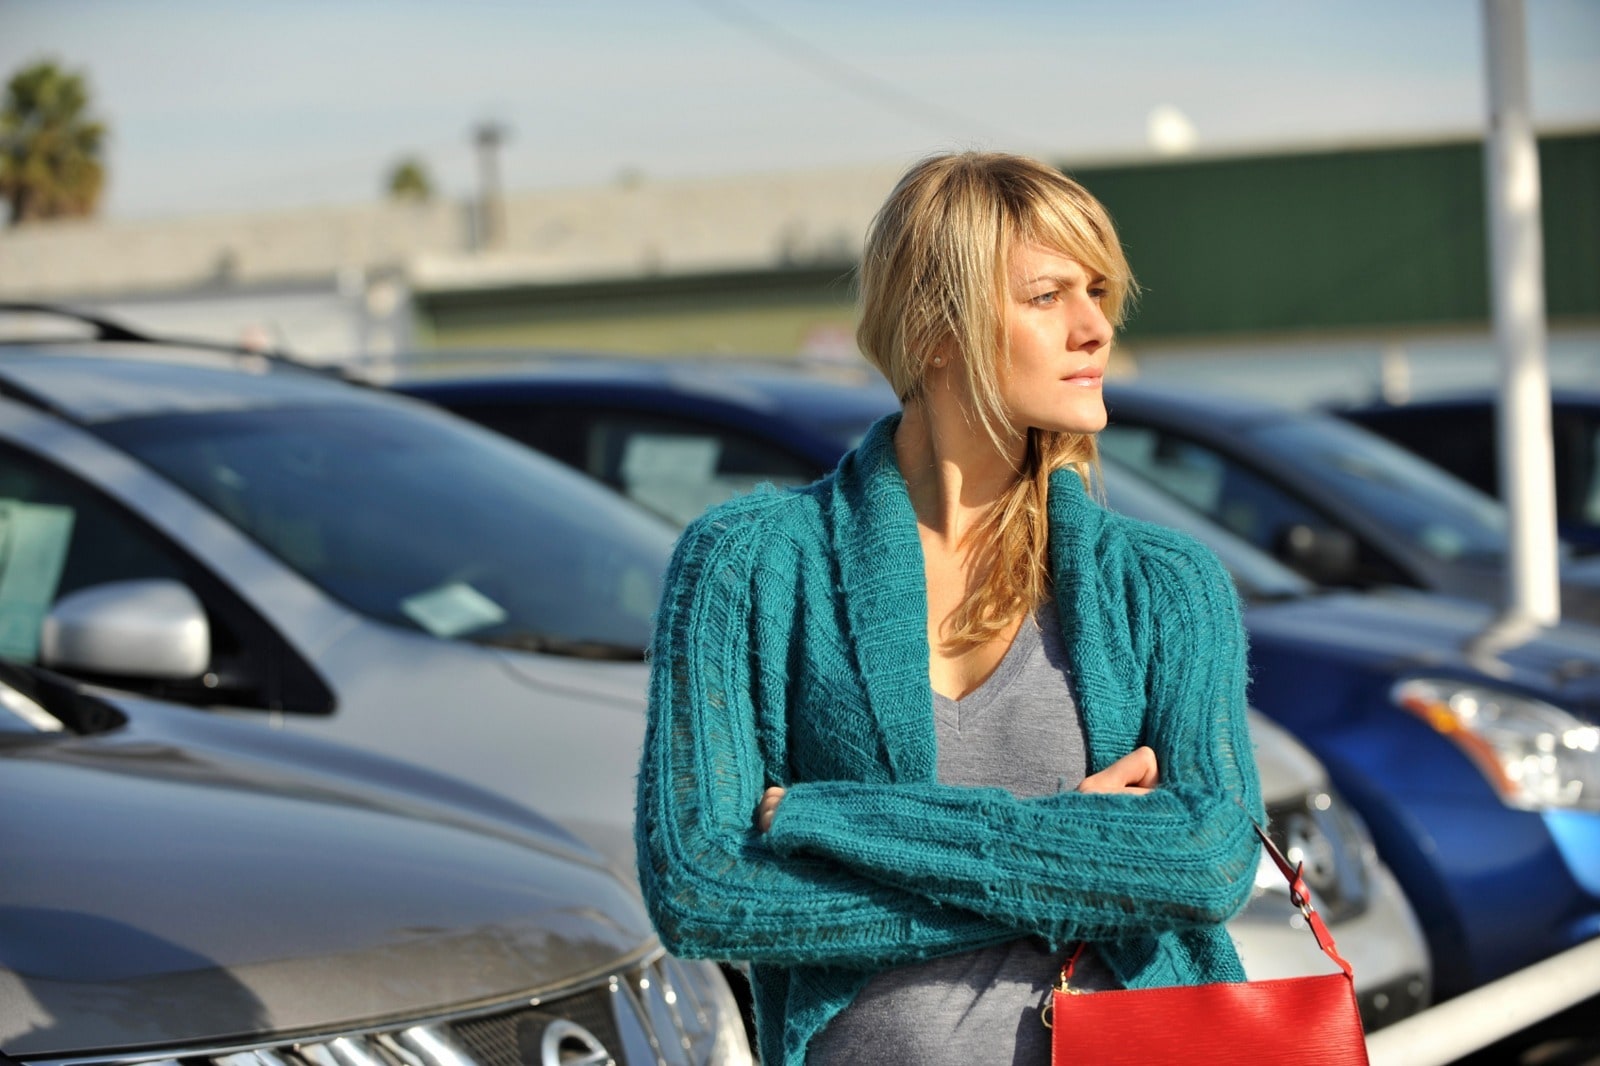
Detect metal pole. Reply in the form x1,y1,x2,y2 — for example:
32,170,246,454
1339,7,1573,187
1483,0,1560,625
474,122,508,251
1367,937,1600,1066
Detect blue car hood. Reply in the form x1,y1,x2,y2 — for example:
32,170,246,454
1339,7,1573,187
1247,588,1600,716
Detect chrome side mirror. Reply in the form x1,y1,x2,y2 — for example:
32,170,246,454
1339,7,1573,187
41,579,210,679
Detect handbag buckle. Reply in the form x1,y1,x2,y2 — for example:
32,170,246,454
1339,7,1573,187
1289,864,1318,921
1041,971,1086,1029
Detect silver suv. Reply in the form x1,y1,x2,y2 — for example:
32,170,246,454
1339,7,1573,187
0,658,751,1065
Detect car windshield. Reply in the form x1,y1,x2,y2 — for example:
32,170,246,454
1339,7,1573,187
1100,462,1314,601
98,402,675,657
1248,415,1510,564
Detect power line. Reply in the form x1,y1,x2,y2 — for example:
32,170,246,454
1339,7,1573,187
685,0,1035,147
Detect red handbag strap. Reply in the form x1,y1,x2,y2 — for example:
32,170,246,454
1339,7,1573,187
1252,821,1354,979
1060,822,1354,985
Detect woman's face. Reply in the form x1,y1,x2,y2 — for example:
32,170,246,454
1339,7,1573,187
994,242,1113,437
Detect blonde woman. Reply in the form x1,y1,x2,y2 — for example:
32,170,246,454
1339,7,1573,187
635,152,1264,1065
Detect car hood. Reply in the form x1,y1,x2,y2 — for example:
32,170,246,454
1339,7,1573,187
0,697,653,1056
1247,588,1600,715
491,647,652,709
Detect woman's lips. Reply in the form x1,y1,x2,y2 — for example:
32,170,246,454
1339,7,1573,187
1064,367,1104,386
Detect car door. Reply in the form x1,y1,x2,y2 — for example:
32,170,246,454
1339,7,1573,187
0,437,332,713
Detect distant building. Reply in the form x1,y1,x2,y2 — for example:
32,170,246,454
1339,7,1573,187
2,131,1595,390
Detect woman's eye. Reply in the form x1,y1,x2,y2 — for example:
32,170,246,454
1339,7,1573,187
1088,286,1109,302
1031,290,1059,306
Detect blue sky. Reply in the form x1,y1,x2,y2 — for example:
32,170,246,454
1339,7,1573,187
3,0,1597,220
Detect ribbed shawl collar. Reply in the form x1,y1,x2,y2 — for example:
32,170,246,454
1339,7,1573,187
826,413,1126,783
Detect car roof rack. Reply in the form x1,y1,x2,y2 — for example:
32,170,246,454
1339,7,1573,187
0,301,153,343
0,301,348,378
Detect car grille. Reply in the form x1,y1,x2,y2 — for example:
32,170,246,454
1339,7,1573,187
24,951,744,1066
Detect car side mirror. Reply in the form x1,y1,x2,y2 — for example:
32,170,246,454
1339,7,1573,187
1274,524,1360,586
41,579,211,680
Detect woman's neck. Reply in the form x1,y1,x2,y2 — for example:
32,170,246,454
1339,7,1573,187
894,395,1025,547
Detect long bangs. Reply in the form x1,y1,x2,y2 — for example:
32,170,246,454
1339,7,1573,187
1012,180,1136,329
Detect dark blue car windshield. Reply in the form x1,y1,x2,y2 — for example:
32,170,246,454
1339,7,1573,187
98,403,675,656
1248,416,1508,564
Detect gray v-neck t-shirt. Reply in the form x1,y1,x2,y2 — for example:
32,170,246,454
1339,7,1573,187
807,599,1120,1065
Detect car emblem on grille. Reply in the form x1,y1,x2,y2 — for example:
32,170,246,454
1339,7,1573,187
520,1018,613,1066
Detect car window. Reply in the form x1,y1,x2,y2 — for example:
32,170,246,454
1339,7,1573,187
1349,406,1499,499
1100,422,1409,587
1585,427,1600,526
1352,400,1600,541
440,401,822,526
0,443,190,662
1246,416,1508,564
97,403,675,656
584,412,818,526
1554,407,1600,526
1099,424,1327,545
1097,460,1315,601
0,442,329,710
1097,424,1222,512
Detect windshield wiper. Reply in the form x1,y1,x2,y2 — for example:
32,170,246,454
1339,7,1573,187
480,632,646,661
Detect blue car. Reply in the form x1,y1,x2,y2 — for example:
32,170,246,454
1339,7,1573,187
1331,388,1600,555
1103,468,1600,999
396,356,1600,1000
1099,381,1600,626
391,355,899,525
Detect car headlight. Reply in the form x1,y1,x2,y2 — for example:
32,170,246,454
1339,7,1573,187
1393,678,1600,812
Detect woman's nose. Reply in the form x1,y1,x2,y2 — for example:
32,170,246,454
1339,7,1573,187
1072,301,1112,352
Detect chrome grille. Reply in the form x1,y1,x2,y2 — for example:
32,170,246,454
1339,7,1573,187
446,1014,524,1066
449,989,619,1066
23,951,750,1066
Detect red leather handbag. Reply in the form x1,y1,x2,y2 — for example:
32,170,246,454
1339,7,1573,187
1044,825,1369,1066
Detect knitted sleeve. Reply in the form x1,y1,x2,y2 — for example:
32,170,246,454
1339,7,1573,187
634,501,1023,968
763,529,1263,946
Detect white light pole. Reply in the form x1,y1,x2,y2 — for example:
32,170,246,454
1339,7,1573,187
1483,0,1560,625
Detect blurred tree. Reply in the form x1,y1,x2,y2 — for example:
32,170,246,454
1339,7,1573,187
386,157,434,203
0,59,107,226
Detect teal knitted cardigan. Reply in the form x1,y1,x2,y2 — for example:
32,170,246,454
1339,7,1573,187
635,414,1264,1066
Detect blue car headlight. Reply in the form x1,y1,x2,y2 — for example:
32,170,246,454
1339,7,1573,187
1393,678,1600,812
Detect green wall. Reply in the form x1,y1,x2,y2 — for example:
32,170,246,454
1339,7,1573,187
415,132,1599,353
1074,130,1599,340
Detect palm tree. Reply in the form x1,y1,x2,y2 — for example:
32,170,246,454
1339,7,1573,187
385,156,433,203
0,59,108,226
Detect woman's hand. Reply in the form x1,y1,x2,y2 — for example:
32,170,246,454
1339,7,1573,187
755,786,786,832
1076,746,1160,795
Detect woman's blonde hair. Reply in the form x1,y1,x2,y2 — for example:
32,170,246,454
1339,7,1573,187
855,152,1136,647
